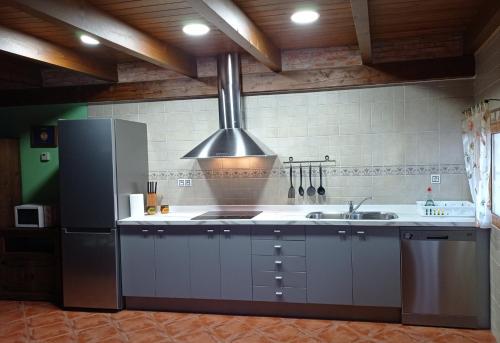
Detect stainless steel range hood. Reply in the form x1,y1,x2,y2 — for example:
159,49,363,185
182,53,275,159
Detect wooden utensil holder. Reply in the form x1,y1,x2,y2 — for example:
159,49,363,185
147,193,157,207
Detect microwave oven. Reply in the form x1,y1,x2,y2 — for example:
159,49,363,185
14,204,55,228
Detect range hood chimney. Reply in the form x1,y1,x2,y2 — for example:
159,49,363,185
182,53,275,159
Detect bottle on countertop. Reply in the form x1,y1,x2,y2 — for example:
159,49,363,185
425,186,435,207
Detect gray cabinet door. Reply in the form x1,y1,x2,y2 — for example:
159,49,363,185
189,227,221,299
220,227,252,301
352,228,401,307
120,228,155,297
155,227,190,298
306,227,353,305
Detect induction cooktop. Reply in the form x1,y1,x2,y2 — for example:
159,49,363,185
191,211,262,220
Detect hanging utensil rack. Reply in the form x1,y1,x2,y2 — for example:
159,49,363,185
283,155,336,167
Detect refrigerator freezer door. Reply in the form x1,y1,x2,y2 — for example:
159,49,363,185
62,228,122,309
59,119,117,228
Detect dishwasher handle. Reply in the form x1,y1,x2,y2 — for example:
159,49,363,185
426,235,449,240
402,230,475,241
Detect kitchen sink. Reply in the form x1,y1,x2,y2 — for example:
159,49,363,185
348,211,399,220
306,212,347,219
306,211,398,220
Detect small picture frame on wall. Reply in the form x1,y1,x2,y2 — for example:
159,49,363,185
30,125,58,148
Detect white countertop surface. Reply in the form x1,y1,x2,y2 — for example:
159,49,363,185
118,205,476,227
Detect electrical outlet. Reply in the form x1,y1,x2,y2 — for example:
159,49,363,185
40,152,50,162
431,174,441,184
177,179,192,187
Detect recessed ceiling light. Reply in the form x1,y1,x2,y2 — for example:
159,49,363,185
291,10,319,24
80,34,100,45
183,23,210,36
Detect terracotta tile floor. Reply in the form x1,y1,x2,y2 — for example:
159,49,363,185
0,300,495,343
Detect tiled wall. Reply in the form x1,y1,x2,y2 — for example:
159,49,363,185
89,79,472,206
474,29,500,340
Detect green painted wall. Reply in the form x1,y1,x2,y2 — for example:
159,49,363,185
0,103,87,204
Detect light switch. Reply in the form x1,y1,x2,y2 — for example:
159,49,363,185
40,152,50,162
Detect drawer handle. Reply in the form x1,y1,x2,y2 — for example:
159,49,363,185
356,231,366,240
157,229,164,233
275,291,283,296
275,260,282,265
141,229,149,233
223,229,231,233
275,276,283,281
273,229,281,234
273,245,282,249
338,230,346,235
207,229,215,233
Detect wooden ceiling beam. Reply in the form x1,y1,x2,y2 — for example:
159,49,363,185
5,0,198,78
0,25,117,82
187,0,282,72
350,0,372,64
0,53,42,89
0,56,474,106
464,0,500,54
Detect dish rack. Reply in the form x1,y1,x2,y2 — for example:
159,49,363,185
416,201,475,217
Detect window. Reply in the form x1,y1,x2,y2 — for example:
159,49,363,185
493,133,500,216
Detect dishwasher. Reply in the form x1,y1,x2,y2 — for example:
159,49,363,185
401,228,490,328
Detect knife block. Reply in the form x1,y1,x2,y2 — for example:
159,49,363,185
146,193,157,207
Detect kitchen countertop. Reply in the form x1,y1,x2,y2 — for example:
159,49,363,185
118,205,476,227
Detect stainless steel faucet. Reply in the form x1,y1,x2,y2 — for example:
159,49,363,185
348,197,372,214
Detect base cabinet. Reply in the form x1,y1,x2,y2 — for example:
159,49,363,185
120,229,155,297
121,226,252,301
220,227,252,301
306,227,353,305
189,227,221,299
155,228,190,298
121,225,401,308
352,228,401,307
306,226,401,308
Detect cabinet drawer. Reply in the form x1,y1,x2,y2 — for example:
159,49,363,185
253,271,306,288
252,227,305,241
252,255,306,272
252,240,305,256
253,286,306,303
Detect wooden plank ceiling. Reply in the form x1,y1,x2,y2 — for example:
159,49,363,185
0,4,133,63
369,0,484,41
232,0,358,49
89,0,242,56
0,0,495,95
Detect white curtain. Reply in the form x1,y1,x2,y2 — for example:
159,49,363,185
462,102,492,228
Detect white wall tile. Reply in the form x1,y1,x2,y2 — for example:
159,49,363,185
440,131,464,164
88,103,112,118
87,79,472,206
417,132,440,164
113,102,138,116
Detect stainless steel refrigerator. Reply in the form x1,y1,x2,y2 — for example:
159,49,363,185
58,118,148,309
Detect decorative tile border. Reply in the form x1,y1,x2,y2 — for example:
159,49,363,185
149,164,465,180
